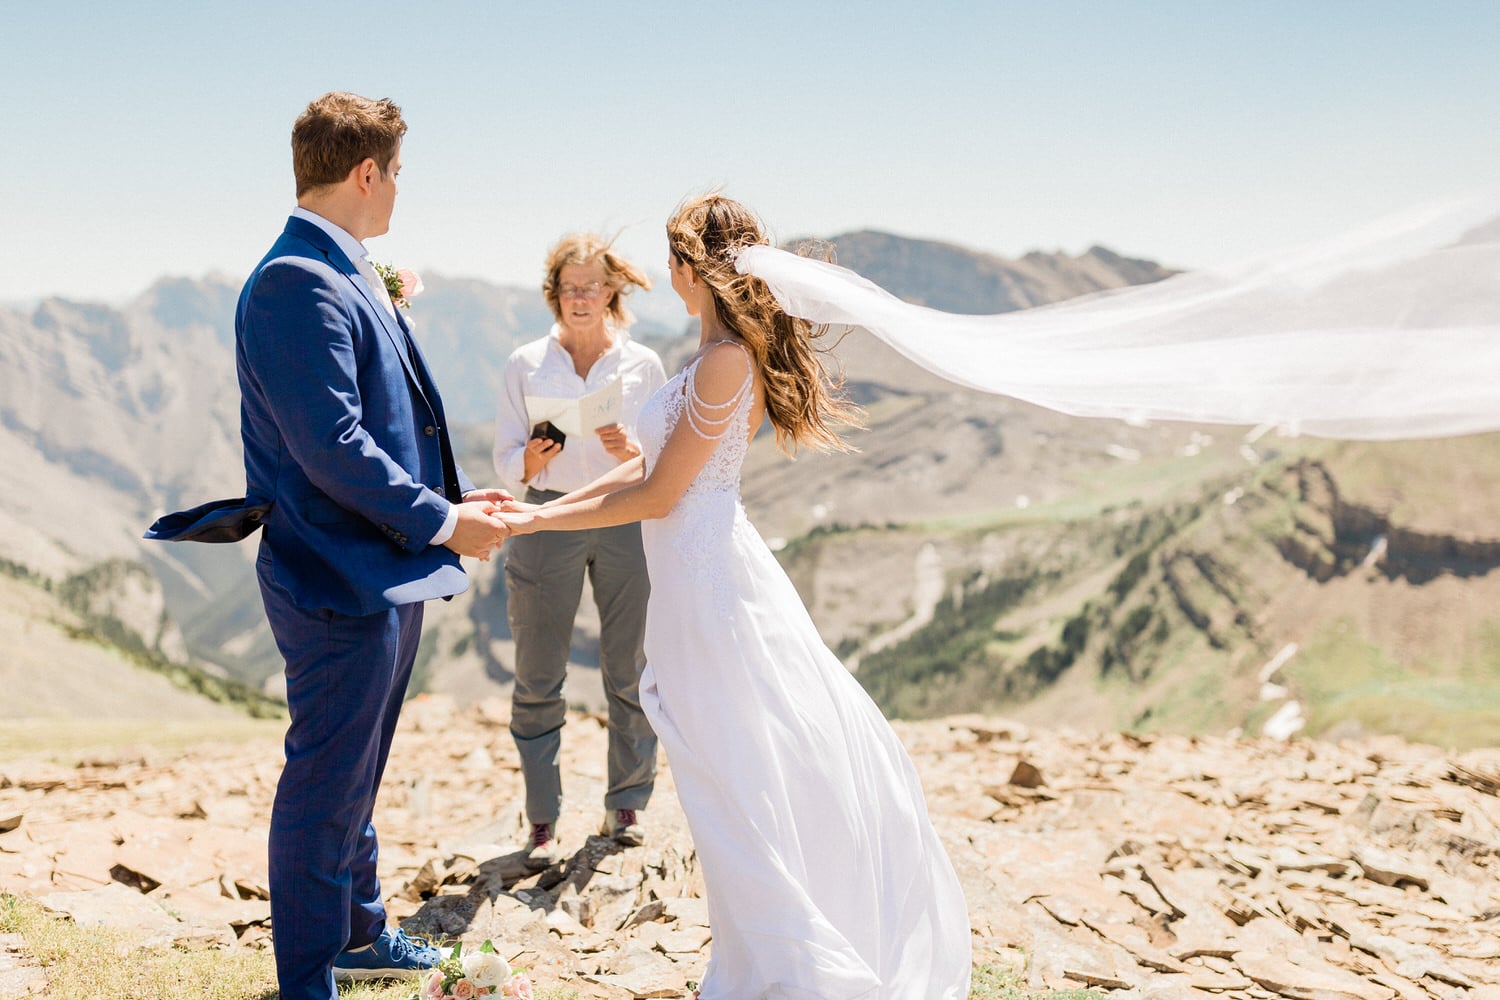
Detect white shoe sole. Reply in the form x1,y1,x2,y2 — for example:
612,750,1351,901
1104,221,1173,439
332,966,431,983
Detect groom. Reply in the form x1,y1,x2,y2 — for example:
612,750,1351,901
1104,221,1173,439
148,92,510,999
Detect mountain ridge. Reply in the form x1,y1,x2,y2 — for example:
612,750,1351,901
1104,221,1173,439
4,229,1497,751
0,229,1174,700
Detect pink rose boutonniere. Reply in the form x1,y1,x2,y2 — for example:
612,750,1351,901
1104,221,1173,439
373,261,425,309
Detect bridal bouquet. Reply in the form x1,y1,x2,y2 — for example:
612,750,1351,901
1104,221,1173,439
412,940,532,999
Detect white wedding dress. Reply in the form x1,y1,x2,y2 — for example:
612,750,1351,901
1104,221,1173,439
635,349,972,999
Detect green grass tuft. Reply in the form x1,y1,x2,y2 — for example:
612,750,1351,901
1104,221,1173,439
967,961,1105,998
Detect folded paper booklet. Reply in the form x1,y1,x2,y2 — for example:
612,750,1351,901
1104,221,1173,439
524,379,623,438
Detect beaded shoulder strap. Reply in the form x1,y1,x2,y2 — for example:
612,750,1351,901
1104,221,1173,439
683,340,754,441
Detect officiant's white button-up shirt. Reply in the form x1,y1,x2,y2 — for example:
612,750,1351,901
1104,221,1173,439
493,325,666,494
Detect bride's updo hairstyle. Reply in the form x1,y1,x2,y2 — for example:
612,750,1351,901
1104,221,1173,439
667,194,861,454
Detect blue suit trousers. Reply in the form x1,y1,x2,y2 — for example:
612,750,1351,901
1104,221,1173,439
257,546,423,1000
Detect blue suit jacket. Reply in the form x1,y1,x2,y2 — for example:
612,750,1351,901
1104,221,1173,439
147,216,474,615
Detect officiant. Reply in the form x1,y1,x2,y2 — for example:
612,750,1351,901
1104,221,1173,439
492,234,666,865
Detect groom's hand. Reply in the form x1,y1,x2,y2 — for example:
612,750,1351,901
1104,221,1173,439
443,501,511,560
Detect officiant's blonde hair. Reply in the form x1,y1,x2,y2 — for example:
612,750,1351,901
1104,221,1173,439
667,194,860,454
292,92,407,197
541,234,653,328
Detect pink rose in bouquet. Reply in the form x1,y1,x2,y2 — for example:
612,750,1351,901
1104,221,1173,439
500,971,533,999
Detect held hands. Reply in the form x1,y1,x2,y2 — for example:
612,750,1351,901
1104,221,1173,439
497,499,541,536
497,509,536,536
596,423,640,462
443,501,511,561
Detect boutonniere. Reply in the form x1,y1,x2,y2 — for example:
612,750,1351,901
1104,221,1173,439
372,261,424,309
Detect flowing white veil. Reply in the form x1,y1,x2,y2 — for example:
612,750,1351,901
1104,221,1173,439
735,191,1500,441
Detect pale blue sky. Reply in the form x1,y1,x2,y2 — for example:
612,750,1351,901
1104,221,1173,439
6,1,1499,302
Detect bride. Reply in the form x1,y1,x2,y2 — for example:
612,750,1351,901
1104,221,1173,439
498,194,972,999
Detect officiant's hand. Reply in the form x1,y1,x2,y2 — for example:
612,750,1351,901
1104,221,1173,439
462,488,516,505
443,501,510,560
522,436,562,482
596,423,639,463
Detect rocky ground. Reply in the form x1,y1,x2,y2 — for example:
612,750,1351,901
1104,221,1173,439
1,698,1498,998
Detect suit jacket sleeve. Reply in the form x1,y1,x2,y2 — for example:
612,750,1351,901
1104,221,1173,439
455,463,477,499
240,259,451,551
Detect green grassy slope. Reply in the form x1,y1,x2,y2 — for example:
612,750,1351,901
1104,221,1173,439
790,434,1500,748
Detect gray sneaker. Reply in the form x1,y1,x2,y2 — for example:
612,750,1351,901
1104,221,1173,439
602,808,645,847
526,821,560,869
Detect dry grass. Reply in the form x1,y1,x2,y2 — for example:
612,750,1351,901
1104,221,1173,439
0,891,275,999
968,962,1104,999
0,894,585,1000
0,718,284,763
0,893,1092,999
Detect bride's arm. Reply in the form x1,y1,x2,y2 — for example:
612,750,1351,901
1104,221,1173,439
504,346,750,535
501,456,642,514
541,455,645,506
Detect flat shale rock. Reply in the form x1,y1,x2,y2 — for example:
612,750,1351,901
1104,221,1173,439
1,705,1497,996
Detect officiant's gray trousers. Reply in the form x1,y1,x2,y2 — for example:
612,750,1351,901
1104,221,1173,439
504,488,657,825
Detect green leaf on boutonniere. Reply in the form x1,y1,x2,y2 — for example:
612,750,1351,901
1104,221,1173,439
375,260,417,307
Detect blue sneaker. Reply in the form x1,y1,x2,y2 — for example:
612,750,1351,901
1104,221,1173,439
332,928,441,982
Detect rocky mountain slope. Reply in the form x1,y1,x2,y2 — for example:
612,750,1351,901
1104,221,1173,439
0,231,1180,703
807,229,1176,313
0,570,253,725
778,434,1500,748
5,228,1495,749
1,703,1497,997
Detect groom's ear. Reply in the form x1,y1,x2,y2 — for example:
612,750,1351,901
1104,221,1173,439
349,157,379,193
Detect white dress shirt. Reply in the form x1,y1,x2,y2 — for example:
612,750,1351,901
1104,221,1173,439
493,325,667,494
289,206,459,547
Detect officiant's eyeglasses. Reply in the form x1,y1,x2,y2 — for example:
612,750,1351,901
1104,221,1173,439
559,282,605,300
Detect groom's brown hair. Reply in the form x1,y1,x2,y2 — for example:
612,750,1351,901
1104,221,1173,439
291,92,407,197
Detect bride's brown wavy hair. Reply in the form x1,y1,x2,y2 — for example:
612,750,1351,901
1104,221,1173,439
666,194,862,454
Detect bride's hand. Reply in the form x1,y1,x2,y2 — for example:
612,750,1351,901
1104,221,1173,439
500,510,537,535
499,500,539,513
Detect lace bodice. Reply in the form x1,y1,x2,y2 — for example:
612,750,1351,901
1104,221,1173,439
637,349,754,504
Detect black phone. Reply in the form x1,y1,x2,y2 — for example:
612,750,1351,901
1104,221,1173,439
530,420,566,450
